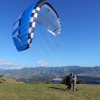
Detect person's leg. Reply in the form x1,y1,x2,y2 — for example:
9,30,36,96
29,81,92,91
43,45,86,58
69,83,71,90
73,83,75,91
72,81,75,91
74,83,78,91
66,86,69,89
67,84,70,90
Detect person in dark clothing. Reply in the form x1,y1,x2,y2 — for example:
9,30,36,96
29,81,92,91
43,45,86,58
66,73,73,90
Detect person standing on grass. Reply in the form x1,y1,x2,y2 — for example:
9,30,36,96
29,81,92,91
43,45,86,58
72,74,78,91
66,73,73,90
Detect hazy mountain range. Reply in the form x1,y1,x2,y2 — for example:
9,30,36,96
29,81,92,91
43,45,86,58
0,66,100,83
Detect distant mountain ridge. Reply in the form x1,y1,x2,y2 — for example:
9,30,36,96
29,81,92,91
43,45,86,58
69,66,100,75
0,66,100,83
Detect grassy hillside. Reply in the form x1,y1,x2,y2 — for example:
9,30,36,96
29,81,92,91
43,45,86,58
0,83,100,100
0,77,23,84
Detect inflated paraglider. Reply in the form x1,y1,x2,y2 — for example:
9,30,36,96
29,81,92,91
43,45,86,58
12,0,61,51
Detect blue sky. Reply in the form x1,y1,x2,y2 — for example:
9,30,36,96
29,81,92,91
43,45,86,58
0,0,100,69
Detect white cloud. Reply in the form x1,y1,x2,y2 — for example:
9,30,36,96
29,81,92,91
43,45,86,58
36,61,51,67
0,59,27,69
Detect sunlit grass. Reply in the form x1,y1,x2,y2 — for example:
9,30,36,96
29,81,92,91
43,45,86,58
0,83,100,100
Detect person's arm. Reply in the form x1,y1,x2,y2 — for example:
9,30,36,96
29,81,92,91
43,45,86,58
72,76,75,80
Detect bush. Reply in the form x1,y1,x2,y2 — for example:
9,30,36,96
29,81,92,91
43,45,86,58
2,79,6,81
45,82,51,84
76,80,83,84
0,81,3,83
15,79,20,82
0,75,3,78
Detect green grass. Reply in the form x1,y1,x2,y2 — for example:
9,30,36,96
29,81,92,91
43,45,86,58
0,83,100,100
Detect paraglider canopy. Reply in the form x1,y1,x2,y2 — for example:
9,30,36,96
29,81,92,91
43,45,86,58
12,0,61,51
